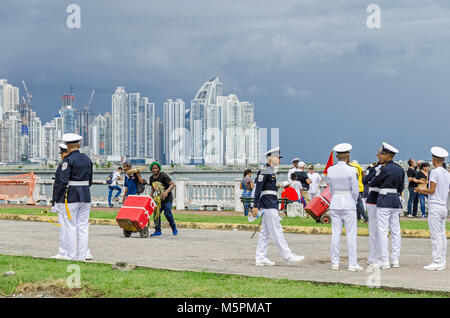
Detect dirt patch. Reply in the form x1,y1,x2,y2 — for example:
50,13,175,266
8,279,104,298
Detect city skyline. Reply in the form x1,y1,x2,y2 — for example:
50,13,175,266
0,76,264,165
1,1,450,163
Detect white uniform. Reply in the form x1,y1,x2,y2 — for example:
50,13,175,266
427,167,450,265
308,172,322,199
326,161,360,267
65,202,91,260
255,209,294,262
56,202,69,258
287,167,301,182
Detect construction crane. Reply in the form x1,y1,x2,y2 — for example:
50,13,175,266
22,80,31,106
88,89,95,107
19,80,32,137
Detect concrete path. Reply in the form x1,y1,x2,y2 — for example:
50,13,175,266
0,220,448,293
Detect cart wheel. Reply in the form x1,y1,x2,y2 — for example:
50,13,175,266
140,226,149,238
123,229,132,237
320,214,331,224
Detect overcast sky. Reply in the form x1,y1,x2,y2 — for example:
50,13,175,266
1,0,449,163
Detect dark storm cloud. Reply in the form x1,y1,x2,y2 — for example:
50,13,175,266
1,0,449,162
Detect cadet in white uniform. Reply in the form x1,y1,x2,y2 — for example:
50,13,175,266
326,143,362,271
415,147,449,271
369,142,404,269
307,165,322,199
287,158,301,182
362,148,383,267
253,147,304,266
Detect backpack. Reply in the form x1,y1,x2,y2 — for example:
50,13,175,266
106,173,114,185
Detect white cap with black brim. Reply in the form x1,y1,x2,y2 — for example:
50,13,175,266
431,146,448,159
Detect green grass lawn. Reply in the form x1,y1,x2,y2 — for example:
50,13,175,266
0,255,446,298
0,206,448,231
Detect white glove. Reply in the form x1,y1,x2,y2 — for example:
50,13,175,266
51,205,58,213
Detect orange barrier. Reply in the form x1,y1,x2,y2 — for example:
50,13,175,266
0,173,37,205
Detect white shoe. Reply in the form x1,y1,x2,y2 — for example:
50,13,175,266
348,264,363,272
255,258,275,267
406,214,413,218
85,252,93,261
423,263,446,271
287,255,304,263
391,261,400,268
368,263,381,270
331,264,339,270
379,262,391,270
50,254,70,260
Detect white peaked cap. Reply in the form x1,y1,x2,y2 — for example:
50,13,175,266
62,133,82,143
431,146,448,158
264,146,282,158
282,181,290,187
59,143,68,150
381,142,399,154
292,158,301,163
333,143,352,153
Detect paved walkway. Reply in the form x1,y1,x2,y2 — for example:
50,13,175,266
0,220,448,293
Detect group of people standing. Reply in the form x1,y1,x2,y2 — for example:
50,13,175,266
249,143,449,272
328,142,449,271
407,158,432,218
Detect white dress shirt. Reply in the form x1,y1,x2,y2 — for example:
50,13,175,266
307,172,322,194
327,161,359,210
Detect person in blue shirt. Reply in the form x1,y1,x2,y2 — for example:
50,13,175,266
121,162,144,202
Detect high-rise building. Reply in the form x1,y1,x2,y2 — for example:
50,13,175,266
59,105,76,135
28,111,41,160
103,112,113,156
190,77,223,165
136,97,155,158
127,92,140,157
164,98,188,165
0,111,22,162
41,121,57,162
77,105,95,147
92,114,107,156
0,79,20,118
154,117,164,164
111,86,128,156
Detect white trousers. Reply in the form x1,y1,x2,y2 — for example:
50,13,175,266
377,207,401,264
56,203,68,257
255,209,294,262
428,203,447,265
65,202,91,261
367,204,380,264
328,209,358,266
